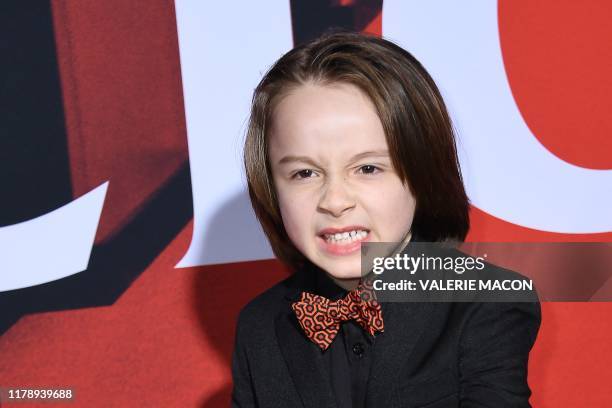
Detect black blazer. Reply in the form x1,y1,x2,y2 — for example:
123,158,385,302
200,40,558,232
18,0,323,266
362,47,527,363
231,246,541,407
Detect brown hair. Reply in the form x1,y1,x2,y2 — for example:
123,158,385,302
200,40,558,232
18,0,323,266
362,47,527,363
244,31,469,271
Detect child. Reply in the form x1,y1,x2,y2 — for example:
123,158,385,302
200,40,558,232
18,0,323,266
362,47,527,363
233,31,540,408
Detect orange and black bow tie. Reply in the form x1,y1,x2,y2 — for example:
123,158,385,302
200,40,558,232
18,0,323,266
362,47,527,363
291,282,384,350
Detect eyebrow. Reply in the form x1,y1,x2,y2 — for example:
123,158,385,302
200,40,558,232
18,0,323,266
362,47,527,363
277,150,390,166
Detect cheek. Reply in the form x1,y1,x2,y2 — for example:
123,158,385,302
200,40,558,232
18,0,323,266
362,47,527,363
395,186,417,217
371,182,416,228
273,178,297,235
277,193,310,242
370,178,415,205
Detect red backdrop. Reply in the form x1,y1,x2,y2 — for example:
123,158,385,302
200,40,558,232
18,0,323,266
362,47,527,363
1,1,611,407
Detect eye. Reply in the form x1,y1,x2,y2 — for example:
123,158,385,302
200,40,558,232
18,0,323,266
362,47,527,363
291,169,317,180
358,165,381,175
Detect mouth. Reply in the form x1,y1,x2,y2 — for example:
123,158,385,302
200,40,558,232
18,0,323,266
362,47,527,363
316,227,371,255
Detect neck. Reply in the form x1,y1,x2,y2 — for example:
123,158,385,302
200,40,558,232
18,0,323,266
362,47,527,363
330,276,361,291
397,230,413,253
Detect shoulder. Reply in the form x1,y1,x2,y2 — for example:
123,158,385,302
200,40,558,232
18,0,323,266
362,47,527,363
459,300,541,343
444,245,540,303
459,247,541,331
438,247,541,342
235,272,298,331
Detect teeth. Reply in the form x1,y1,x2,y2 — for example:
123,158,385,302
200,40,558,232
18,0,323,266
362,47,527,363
324,230,368,244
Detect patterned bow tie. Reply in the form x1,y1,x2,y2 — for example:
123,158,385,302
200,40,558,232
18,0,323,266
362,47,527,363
291,281,384,350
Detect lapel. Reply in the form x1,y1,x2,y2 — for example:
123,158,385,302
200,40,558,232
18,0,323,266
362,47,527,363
274,263,338,408
364,230,436,406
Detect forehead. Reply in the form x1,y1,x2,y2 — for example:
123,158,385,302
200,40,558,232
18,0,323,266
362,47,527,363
269,82,388,161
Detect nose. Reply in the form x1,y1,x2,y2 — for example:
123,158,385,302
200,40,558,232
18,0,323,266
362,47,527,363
317,175,355,217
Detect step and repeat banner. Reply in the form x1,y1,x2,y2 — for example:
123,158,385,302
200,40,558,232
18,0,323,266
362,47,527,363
1,1,611,406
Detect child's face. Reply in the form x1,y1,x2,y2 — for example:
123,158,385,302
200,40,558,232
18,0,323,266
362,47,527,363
268,82,416,281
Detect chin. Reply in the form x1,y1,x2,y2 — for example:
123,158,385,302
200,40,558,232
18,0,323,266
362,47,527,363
323,267,362,281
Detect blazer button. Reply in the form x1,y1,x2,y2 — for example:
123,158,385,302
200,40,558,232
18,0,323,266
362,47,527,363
352,343,365,357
